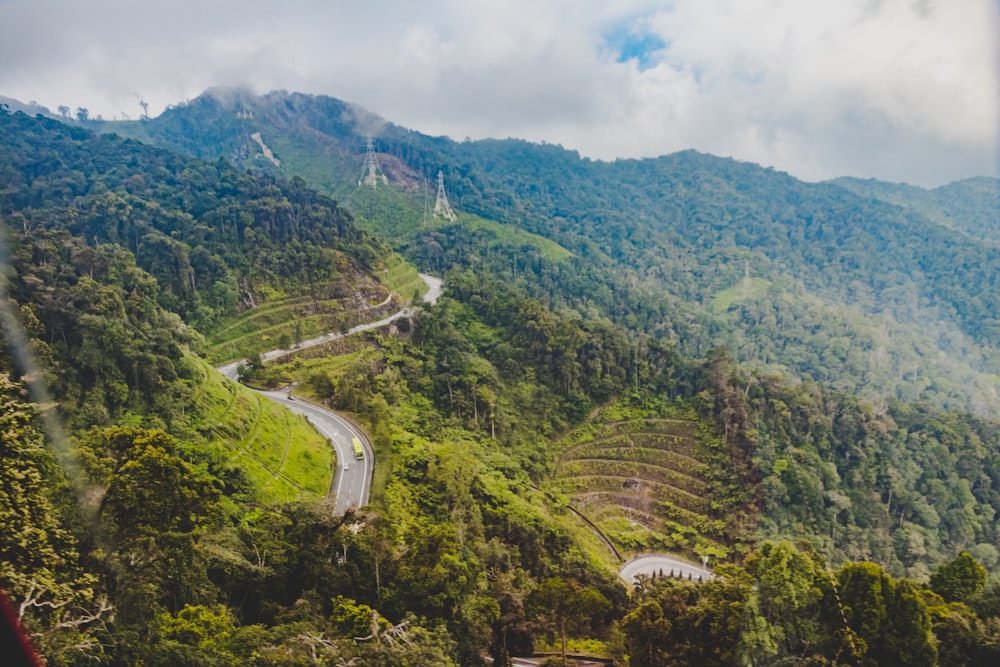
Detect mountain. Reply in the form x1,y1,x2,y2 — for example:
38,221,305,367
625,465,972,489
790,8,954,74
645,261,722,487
100,88,1000,417
0,105,644,665
3,95,1000,665
831,175,1000,246
0,108,416,362
0,94,61,119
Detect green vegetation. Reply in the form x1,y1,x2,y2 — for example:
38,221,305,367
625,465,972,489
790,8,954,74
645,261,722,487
188,359,333,502
379,251,429,302
103,89,1000,418
552,405,731,561
709,276,771,311
0,108,392,344
349,179,574,265
832,175,1000,246
204,274,394,364
622,541,1000,667
3,99,1000,664
459,213,573,262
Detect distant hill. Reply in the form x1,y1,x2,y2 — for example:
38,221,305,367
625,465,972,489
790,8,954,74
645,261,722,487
0,94,59,118
0,108,412,364
95,88,1000,417
4,93,1000,665
831,175,1000,246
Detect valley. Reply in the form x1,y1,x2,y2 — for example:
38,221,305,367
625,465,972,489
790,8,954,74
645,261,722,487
1,96,999,666
215,271,443,515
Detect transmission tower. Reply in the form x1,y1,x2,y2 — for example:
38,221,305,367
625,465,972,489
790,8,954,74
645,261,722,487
432,171,456,221
358,137,387,189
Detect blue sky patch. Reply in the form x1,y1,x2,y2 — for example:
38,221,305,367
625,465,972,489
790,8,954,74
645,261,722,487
604,25,667,72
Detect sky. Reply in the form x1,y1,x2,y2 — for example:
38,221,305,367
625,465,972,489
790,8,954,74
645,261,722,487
0,0,996,187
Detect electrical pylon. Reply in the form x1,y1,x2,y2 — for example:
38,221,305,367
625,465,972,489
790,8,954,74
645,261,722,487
358,137,387,188
432,170,456,221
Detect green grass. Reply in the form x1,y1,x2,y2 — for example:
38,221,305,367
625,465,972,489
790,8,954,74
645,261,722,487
349,185,573,262
282,415,335,496
204,253,429,365
187,359,334,504
280,347,378,387
459,213,573,262
208,296,317,341
533,638,611,659
206,292,358,362
710,276,772,311
205,273,405,365
379,252,428,302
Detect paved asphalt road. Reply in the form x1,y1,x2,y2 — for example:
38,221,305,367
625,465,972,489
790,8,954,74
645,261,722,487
260,389,371,515
214,273,443,514
619,553,714,584
216,274,443,382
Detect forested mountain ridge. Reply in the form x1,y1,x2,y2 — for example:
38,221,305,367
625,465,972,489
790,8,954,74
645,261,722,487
831,175,1000,246
0,109,408,361
99,88,1000,418
3,97,1000,665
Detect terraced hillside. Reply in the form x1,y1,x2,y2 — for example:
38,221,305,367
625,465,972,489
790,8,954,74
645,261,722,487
188,359,334,503
552,407,729,562
206,276,394,364
206,253,424,364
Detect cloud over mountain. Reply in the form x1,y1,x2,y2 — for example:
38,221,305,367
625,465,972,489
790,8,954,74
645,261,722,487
0,0,995,186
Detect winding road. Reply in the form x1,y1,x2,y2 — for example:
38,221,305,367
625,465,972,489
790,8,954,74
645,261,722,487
217,273,443,381
619,553,714,584
215,273,442,514
214,274,712,591
260,389,372,515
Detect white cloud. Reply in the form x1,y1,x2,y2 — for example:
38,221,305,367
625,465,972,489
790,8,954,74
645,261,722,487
0,0,995,185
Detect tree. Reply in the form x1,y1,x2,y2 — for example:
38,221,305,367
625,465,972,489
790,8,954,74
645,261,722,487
330,595,388,638
489,585,533,667
837,560,935,667
931,551,988,604
883,579,936,667
0,374,77,602
624,569,751,667
145,604,240,667
621,600,672,667
101,442,220,538
745,541,824,656
526,578,610,665
0,374,106,661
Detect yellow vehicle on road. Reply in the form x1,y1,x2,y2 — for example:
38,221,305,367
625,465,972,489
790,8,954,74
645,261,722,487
352,437,364,460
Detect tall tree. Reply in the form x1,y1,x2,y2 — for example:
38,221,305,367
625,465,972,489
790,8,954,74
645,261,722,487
931,551,988,604
527,578,610,665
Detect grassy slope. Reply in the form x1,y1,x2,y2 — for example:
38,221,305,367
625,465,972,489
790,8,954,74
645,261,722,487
460,213,573,262
348,183,573,262
379,252,429,302
205,256,425,364
187,358,334,503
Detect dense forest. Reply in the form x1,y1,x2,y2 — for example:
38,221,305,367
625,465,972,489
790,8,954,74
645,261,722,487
0,109,384,334
1,100,1000,666
101,89,1000,419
